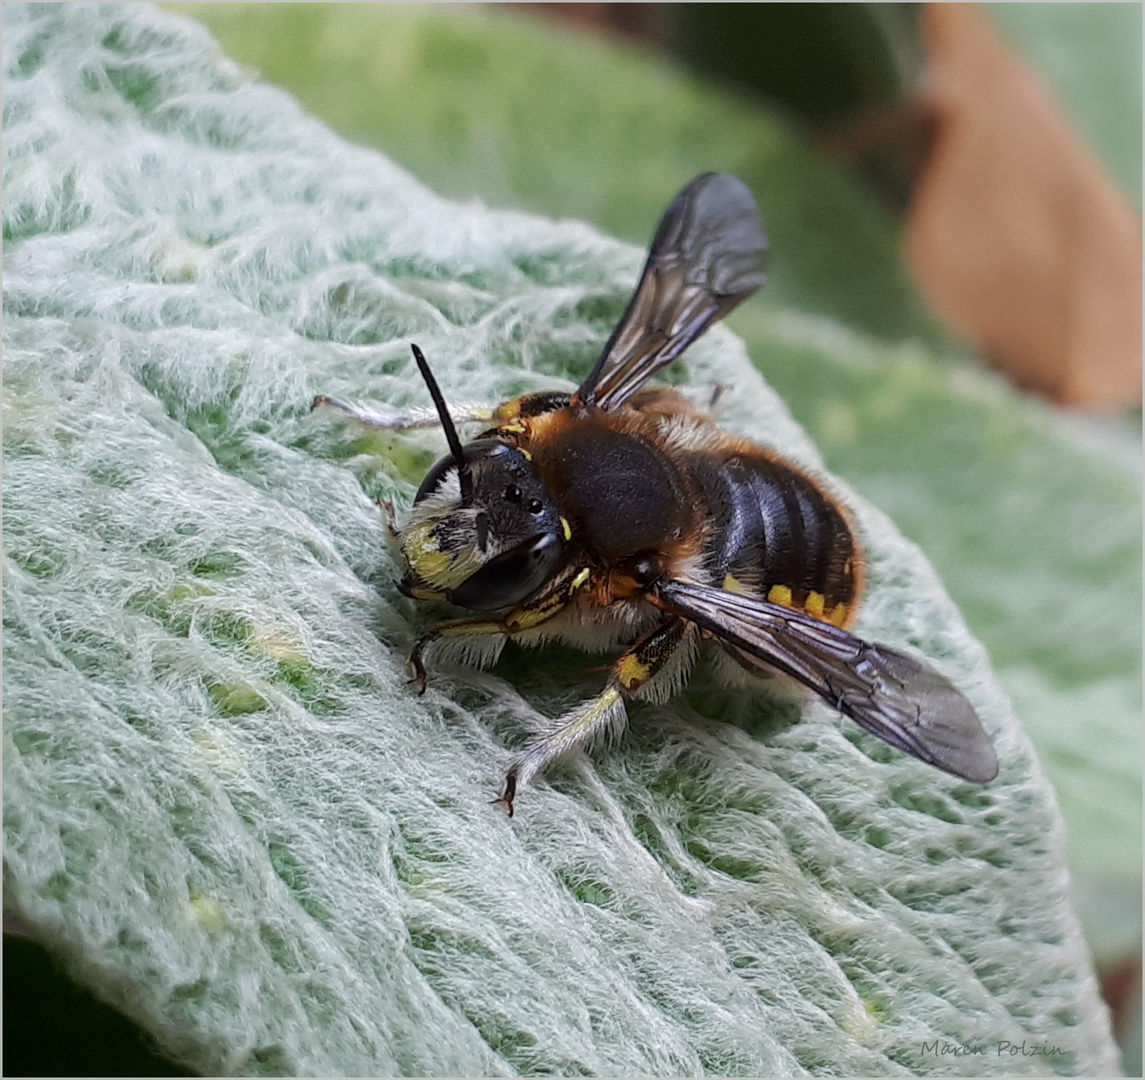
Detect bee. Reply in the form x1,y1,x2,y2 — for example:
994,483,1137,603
315,172,998,814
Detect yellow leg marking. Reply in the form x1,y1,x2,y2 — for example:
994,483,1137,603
805,591,825,618
497,617,685,813
503,566,592,632
617,654,652,692
436,619,503,639
578,686,621,725
500,685,625,813
768,584,793,608
722,573,745,594
526,686,623,756
428,568,591,637
493,398,523,421
506,605,561,632
412,567,592,688
409,586,448,601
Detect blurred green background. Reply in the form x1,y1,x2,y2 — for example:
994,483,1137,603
8,3,1140,1075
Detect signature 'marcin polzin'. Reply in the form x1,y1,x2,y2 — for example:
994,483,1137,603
921,1039,1068,1059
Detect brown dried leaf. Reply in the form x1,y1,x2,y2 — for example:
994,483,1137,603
905,2,1142,409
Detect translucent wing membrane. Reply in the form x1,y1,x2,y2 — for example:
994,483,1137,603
576,173,768,411
654,580,999,783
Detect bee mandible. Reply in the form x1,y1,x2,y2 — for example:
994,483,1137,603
315,173,998,814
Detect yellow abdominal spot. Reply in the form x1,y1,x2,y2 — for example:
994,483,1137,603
617,654,651,691
561,516,572,541
805,591,825,618
828,603,849,627
767,584,793,608
722,573,746,594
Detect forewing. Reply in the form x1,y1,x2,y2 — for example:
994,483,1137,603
654,580,999,783
576,173,768,411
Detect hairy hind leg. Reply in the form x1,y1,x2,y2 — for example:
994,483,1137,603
497,617,690,815
312,394,494,431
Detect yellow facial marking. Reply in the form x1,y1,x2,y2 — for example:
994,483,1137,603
403,518,482,591
617,654,651,691
767,584,793,608
805,591,825,618
561,517,573,541
409,548,464,588
722,573,745,594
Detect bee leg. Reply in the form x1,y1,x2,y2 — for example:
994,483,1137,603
311,394,494,431
495,685,627,817
707,383,729,416
497,618,689,815
409,567,594,691
409,618,509,693
377,498,401,539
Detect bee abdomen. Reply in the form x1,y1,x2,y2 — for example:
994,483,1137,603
694,451,861,626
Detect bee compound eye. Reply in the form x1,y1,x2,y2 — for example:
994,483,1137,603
527,498,544,515
414,453,461,504
447,531,564,611
504,484,522,503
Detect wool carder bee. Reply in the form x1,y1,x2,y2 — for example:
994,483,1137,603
315,173,998,813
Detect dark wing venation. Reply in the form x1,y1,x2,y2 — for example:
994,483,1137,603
577,173,768,411
654,580,999,783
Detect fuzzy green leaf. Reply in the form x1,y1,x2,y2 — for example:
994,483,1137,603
3,5,1121,1076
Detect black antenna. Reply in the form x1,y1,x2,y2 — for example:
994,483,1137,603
410,344,473,505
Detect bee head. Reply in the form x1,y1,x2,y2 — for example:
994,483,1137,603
398,345,567,610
